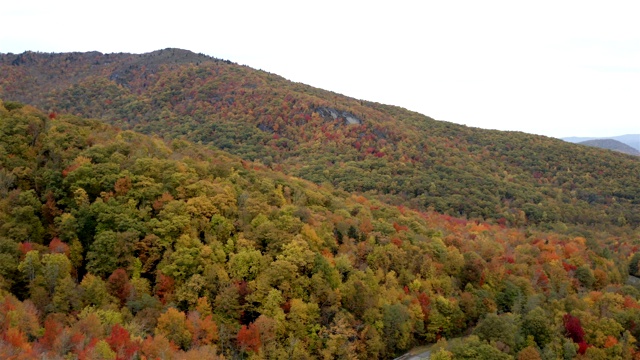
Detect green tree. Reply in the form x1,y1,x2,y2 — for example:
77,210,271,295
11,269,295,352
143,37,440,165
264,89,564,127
18,250,42,283
382,303,413,354
426,296,465,342
228,248,264,281
80,273,113,308
0,236,21,289
628,252,640,277
449,335,513,360
473,312,520,353
87,231,120,277
575,265,595,289
521,307,552,348
87,230,138,277
41,253,72,294
2,190,45,243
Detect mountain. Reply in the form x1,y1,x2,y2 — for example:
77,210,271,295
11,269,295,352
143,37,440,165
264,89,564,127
615,134,640,151
578,139,640,156
2,99,640,359
2,49,640,232
564,134,640,152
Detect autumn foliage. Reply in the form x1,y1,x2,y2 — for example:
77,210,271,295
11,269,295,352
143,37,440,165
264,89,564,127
237,322,261,353
0,97,639,358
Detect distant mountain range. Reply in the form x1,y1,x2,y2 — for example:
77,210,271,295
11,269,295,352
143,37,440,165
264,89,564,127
563,134,640,152
577,139,640,156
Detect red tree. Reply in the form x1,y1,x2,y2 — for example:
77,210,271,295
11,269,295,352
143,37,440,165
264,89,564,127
237,322,261,353
106,324,139,360
49,238,70,256
38,318,62,351
563,313,585,343
107,269,132,306
155,273,175,305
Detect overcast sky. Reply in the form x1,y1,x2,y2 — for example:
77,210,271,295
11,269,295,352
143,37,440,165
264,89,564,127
3,1,639,138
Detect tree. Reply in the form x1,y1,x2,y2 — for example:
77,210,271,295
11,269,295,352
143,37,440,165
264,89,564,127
448,335,512,360
629,252,640,277
522,307,552,348
0,237,21,290
87,231,120,277
18,250,41,283
575,266,595,289
473,313,519,353
40,253,72,296
431,348,454,360
52,276,80,313
174,274,206,309
154,273,175,305
426,296,465,342
38,317,62,352
563,313,585,343
237,322,261,353
382,303,413,354
140,334,178,360
48,238,70,256
2,190,45,244
91,339,117,360
228,248,264,281
214,283,242,321
517,345,541,360
105,324,139,360
155,308,192,350
107,269,132,306
80,274,113,308
187,309,219,347
286,298,319,341
210,214,234,242
161,234,204,282
318,311,357,359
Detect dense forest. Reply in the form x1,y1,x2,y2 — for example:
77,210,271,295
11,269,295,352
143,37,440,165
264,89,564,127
1,48,640,359
2,100,640,359
1,50,639,233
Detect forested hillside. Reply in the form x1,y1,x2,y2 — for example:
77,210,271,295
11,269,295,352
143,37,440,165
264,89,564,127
2,50,640,232
3,100,640,358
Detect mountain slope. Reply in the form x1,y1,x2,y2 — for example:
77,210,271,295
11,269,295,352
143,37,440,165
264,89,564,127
2,99,640,359
578,139,640,156
1,49,640,230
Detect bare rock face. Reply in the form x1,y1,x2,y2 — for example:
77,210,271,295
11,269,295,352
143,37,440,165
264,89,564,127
315,106,362,125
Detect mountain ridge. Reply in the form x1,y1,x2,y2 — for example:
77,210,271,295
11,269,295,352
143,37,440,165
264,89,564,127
578,139,640,156
1,49,640,231
563,134,640,152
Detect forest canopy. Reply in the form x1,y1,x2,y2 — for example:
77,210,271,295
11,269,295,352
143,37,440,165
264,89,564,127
1,100,640,359
1,50,640,359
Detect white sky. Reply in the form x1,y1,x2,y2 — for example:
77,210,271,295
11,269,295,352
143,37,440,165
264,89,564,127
2,0,640,138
